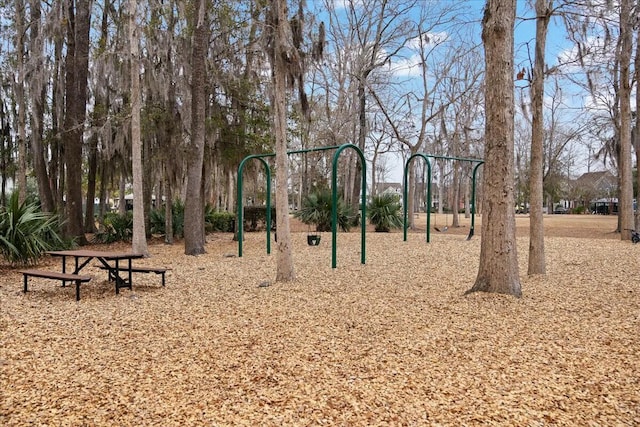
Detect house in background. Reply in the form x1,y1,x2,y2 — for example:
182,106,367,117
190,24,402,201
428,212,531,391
375,182,403,197
374,182,434,211
570,170,618,214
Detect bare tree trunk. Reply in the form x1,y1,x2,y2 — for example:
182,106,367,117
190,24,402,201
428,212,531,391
51,18,65,212
270,0,296,282
84,0,109,231
452,164,460,227
227,169,235,212
467,0,521,297
464,174,470,219
528,0,551,275
29,0,54,212
351,79,367,216
130,0,148,256
165,174,174,244
98,169,108,221
183,0,208,256
634,20,640,230
84,133,98,233
63,0,91,245
15,0,27,203
119,176,126,215
618,0,634,240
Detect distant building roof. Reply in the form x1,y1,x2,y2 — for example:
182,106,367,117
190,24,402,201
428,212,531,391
573,170,617,200
376,182,402,194
575,170,615,187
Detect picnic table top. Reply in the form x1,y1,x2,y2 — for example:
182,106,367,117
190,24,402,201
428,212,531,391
46,250,145,260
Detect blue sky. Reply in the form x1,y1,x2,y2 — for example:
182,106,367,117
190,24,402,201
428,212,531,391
305,1,594,183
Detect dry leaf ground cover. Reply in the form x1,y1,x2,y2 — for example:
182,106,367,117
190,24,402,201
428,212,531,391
1,214,639,426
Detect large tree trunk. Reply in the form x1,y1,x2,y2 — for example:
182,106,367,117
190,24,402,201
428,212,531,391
84,0,110,232
183,0,208,256
635,19,640,230
84,133,98,233
15,0,27,203
466,0,521,297
271,0,296,282
130,0,148,256
51,14,65,212
63,0,91,245
618,0,634,240
351,79,367,218
164,175,174,244
29,0,55,212
527,0,552,275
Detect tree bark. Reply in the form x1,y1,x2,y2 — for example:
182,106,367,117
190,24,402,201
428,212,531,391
635,17,640,230
527,0,552,275
184,0,208,256
165,174,174,244
29,0,55,212
618,0,634,240
270,0,296,282
63,0,91,245
130,0,149,256
466,0,521,297
15,0,27,203
51,12,65,213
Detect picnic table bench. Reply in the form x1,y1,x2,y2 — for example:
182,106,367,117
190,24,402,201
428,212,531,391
98,265,168,287
19,269,92,301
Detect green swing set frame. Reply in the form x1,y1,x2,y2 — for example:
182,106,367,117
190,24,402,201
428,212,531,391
402,153,484,243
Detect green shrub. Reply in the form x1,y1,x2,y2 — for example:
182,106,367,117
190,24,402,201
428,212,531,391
94,211,133,243
205,207,235,232
149,201,234,237
149,200,185,238
243,206,276,232
367,193,403,232
0,193,72,265
294,190,354,232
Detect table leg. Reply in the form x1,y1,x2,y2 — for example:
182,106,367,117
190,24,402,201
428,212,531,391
61,255,67,287
115,259,120,294
128,258,133,289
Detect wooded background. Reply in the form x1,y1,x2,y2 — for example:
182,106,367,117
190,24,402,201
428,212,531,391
0,0,638,246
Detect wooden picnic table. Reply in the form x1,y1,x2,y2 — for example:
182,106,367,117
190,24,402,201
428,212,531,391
46,250,145,295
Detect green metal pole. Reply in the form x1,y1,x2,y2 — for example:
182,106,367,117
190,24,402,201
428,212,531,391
403,154,432,243
426,154,484,163
238,144,368,262
237,155,272,257
403,153,483,243
426,162,432,243
403,161,409,242
331,143,366,268
265,168,272,253
467,161,484,240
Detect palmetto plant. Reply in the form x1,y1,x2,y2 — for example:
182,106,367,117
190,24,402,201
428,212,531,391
149,200,185,238
94,211,133,243
294,190,354,232
0,193,71,265
367,193,403,232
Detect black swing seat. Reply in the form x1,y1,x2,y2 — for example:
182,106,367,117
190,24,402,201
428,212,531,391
307,234,321,245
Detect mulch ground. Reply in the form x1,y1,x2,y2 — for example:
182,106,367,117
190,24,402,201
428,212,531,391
1,214,639,426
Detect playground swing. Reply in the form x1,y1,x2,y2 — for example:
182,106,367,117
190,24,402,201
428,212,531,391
237,143,367,269
307,224,321,246
432,172,449,232
403,153,483,243
433,210,449,232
